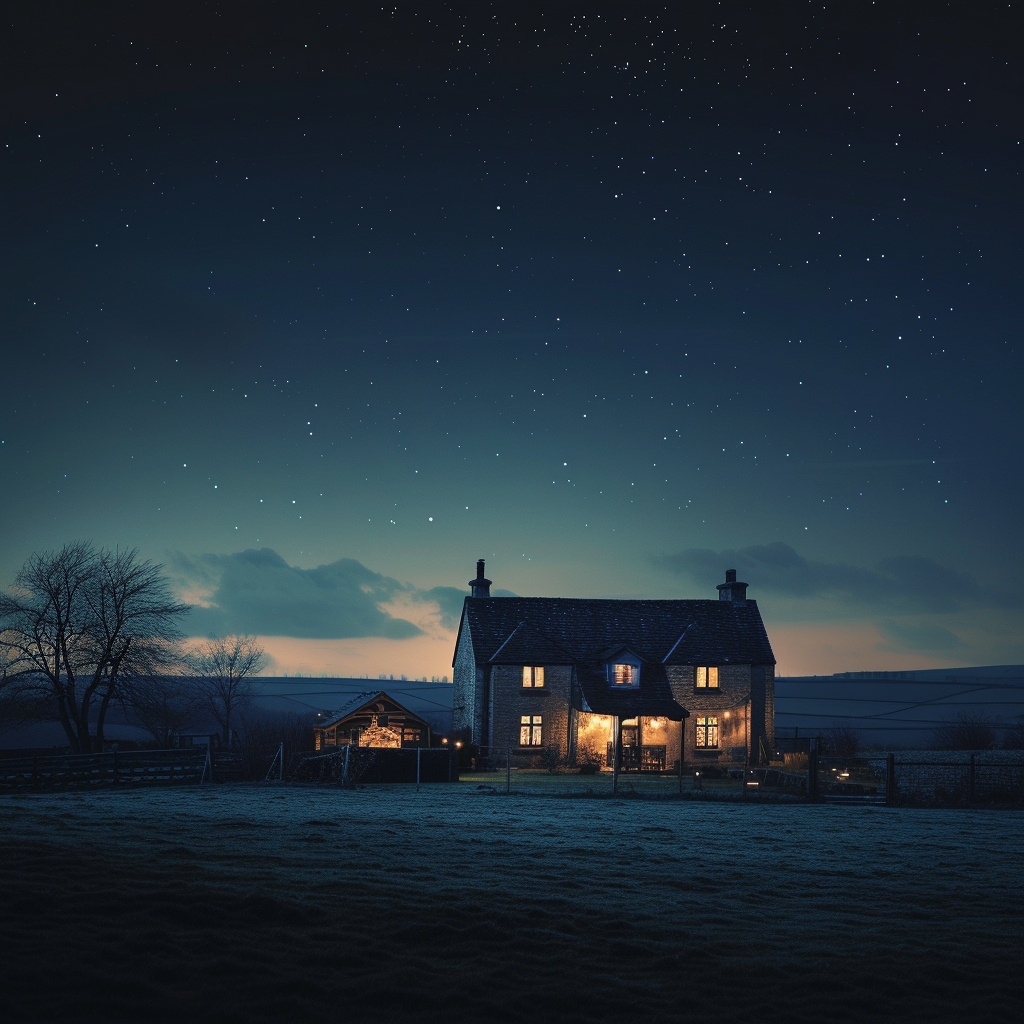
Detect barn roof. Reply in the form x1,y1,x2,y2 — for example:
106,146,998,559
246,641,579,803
315,691,429,730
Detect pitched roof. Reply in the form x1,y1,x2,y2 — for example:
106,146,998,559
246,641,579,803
458,597,775,667
315,691,429,730
488,620,574,665
575,662,688,721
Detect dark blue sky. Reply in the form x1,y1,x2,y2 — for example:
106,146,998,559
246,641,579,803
2,2,1021,675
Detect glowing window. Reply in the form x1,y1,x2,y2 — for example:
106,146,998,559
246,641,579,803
695,666,719,689
520,715,543,746
522,666,545,688
612,663,636,686
696,716,719,748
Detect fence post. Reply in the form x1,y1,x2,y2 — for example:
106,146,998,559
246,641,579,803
678,755,683,795
885,752,896,807
807,747,818,800
969,752,976,804
612,719,620,795
416,746,421,792
112,749,118,785
279,741,284,783
343,744,350,788
506,747,511,794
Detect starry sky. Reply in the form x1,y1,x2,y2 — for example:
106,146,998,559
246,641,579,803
2,2,1021,678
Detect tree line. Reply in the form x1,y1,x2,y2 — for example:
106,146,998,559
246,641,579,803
0,542,266,752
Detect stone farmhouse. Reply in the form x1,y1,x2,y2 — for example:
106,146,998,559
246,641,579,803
452,562,776,768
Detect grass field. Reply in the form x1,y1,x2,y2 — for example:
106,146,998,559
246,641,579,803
1,782,1021,1023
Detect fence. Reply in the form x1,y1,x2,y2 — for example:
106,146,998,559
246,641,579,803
458,746,768,798
806,751,1024,806
0,748,209,791
290,746,459,785
453,748,1024,804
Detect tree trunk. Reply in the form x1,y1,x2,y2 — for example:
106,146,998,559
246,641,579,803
96,686,115,748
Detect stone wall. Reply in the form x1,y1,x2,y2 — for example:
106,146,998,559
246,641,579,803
451,611,476,737
488,663,572,756
667,664,759,764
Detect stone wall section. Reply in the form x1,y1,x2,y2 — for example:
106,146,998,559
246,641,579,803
667,664,759,763
451,610,476,737
488,663,572,756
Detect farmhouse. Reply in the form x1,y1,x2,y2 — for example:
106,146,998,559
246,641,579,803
313,692,433,751
452,562,776,767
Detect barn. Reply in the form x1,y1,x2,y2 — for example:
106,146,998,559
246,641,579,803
313,692,433,751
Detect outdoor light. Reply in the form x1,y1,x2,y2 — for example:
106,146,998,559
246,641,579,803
441,737,448,745
455,741,463,748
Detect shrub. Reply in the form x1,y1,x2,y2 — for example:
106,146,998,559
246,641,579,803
820,723,861,757
931,713,997,751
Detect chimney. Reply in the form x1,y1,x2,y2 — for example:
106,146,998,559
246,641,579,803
717,568,748,603
469,559,492,598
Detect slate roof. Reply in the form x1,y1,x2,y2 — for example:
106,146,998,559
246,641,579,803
574,662,687,720
458,597,775,667
455,596,774,721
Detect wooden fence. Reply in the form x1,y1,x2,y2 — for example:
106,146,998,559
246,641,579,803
0,748,209,790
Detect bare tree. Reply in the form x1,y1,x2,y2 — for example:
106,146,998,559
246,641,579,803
190,634,267,746
122,672,202,747
932,712,997,751
0,543,190,753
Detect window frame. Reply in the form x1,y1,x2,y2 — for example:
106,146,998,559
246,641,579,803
519,714,543,747
522,665,545,688
695,666,720,690
607,653,641,688
695,716,719,749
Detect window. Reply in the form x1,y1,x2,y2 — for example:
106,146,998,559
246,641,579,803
522,666,545,688
695,666,719,689
520,715,543,746
612,663,636,686
695,716,719,748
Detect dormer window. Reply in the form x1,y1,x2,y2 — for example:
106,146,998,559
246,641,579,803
607,652,641,688
695,666,719,689
522,666,545,688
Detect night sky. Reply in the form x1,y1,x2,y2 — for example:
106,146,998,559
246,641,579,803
3,2,1021,678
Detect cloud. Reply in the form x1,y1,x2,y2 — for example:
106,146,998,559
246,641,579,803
659,541,996,613
876,619,966,653
417,586,468,631
170,548,428,639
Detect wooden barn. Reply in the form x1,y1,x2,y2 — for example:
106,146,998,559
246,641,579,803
313,692,432,751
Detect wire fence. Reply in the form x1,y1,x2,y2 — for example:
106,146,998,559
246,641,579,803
454,748,1024,805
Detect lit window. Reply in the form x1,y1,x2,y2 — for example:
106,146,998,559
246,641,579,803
522,666,545,688
612,663,636,686
520,715,543,746
696,716,719,748
695,666,719,689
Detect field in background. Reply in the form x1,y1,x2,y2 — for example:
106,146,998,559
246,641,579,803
1,785,1022,1024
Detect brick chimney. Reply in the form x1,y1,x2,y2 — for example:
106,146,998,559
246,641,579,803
469,559,492,598
716,568,748,603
